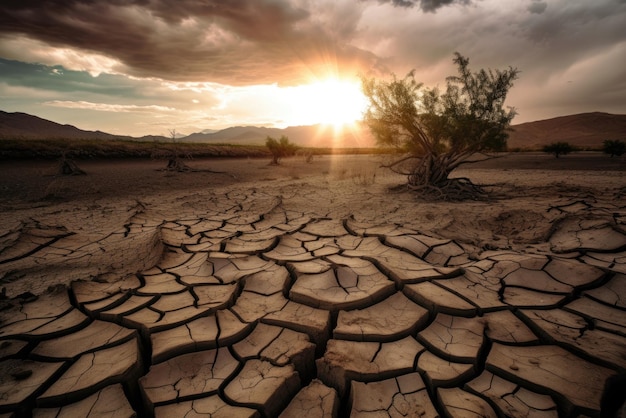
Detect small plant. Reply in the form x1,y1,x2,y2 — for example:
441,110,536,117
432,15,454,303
350,168,377,186
163,129,194,171
603,139,626,157
295,149,314,163
151,129,196,172
543,142,573,158
266,135,298,165
57,151,85,175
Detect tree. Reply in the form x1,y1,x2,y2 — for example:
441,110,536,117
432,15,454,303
603,139,626,157
266,135,298,165
361,52,519,199
164,128,193,171
543,142,573,158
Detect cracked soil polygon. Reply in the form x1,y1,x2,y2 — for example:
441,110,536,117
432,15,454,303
1,164,624,417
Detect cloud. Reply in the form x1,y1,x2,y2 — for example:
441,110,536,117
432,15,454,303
44,101,177,113
1,0,626,132
0,0,381,85
373,0,470,12
0,57,148,99
527,1,547,14
0,36,124,77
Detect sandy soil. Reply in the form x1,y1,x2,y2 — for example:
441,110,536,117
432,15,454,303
0,152,624,417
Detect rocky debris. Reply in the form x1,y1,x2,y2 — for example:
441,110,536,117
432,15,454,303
0,191,624,417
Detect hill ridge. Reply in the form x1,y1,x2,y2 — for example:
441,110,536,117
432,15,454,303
1,110,624,150
507,111,626,150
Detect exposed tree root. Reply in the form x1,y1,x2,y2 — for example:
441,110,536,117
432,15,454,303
158,157,237,178
58,157,86,176
163,157,193,172
404,177,489,201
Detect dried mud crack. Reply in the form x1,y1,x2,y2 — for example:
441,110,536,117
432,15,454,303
1,185,625,417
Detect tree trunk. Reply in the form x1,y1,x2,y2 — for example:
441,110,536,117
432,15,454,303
407,155,451,188
405,154,484,200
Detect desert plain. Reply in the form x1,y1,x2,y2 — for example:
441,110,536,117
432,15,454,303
0,152,625,417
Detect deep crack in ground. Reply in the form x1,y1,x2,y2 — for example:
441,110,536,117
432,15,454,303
1,158,625,417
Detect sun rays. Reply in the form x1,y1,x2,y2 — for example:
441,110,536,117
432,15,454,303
282,77,368,131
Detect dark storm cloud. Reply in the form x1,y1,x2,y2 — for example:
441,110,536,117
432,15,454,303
0,0,380,85
374,0,470,12
527,1,547,14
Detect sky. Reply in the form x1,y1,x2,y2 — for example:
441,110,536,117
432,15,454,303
0,0,625,137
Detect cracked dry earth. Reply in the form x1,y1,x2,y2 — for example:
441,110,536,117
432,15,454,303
0,156,625,417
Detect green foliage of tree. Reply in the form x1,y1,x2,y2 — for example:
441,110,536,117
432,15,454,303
266,135,298,165
603,139,626,157
361,52,519,199
543,142,573,158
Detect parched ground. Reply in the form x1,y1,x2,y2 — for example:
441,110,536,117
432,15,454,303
0,153,625,417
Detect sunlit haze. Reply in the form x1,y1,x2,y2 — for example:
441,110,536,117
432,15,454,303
282,78,368,128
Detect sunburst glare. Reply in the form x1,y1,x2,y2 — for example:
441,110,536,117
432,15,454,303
283,78,368,130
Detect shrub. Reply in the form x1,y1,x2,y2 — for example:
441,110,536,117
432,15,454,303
543,142,573,158
603,139,626,157
266,135,298,165
361,52,519,199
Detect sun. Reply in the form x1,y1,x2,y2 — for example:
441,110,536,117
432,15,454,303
286,78,367,129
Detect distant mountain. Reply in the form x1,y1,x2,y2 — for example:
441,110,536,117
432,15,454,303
507,112,626,150
183,126,284,143
136,134,171,142
0,110,373,148
0,110,124,140
2,109,624,150
182,124,375,148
